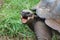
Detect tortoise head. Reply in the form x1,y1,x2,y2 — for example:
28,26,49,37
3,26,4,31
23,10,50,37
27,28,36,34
21,9,35,24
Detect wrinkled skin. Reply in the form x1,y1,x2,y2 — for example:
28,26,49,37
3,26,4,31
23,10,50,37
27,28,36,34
32,0,60,33
34,21,52,40
21,10,52,40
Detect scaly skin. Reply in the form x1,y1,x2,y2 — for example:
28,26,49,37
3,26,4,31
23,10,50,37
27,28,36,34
34,21,52,40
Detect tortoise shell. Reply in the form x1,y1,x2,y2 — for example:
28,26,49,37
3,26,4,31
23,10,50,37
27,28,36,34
34,0,60,32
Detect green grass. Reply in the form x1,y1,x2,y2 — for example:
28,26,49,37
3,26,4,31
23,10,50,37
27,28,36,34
0,0,40,37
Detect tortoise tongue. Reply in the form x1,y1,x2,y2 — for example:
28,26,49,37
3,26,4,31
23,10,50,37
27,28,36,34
21,18,28,23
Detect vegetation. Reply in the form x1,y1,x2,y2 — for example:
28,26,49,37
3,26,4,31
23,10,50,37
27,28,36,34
0,0,39,37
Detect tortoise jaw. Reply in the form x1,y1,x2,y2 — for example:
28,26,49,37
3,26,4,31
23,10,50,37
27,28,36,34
21,16,31,23
21,15,34,24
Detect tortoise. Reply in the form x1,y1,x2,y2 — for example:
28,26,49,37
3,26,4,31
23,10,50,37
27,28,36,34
21,0,60,40
21,9,52,40
32,0,60,33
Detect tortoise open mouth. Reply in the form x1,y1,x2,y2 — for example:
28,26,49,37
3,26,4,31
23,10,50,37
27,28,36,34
21,15,34,23
22,16,28,19
21,16,28,23
21,9,35,23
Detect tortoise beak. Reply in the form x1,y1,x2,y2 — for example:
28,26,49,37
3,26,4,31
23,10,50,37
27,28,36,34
21,15,34,24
